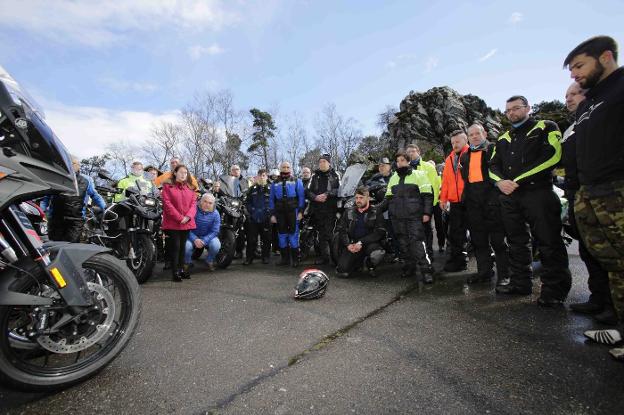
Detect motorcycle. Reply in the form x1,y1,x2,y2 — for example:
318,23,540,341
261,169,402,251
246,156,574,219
84,173,159,284
192,174,243,268
0,68,140,390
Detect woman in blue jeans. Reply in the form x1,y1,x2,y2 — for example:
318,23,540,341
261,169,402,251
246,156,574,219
185,193,221,272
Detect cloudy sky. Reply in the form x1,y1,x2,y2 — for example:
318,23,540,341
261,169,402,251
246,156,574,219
1,0,623,158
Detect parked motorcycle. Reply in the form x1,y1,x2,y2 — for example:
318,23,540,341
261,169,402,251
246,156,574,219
0,68,140,390
84,173,159,284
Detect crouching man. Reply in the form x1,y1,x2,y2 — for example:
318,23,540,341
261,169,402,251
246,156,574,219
185,193,221,272
335,186,386,278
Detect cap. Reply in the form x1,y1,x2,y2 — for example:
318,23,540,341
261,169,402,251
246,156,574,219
319,153,331,163
379,157,391,165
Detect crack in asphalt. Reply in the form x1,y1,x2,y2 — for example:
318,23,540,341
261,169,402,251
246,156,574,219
199,281,422,414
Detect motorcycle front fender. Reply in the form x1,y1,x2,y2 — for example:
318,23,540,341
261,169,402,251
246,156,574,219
45,243,112,306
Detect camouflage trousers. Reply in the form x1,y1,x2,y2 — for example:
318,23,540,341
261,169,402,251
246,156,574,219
574,180,624,322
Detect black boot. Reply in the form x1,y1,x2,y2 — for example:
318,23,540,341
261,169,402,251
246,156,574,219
181,265,191,279
291,248,300,267
279,248,290,266
171,269,182,282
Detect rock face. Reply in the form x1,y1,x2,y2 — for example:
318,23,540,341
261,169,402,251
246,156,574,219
387,86,503,159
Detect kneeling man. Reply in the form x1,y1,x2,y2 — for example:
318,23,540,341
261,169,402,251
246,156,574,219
335,186,386,278
185,193,221,272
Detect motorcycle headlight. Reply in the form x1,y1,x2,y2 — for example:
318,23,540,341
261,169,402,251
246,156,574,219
143,198,156,207
231,200,240,207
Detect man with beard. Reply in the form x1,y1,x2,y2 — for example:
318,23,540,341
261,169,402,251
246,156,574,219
489,95,571,306
385,150,435,283
244,169,272,265
270,162,305,266
563,36,624,359
306,154,340,265
335,186,386,278
459,124,510,286
439,131,470,272
301,167,312,188
560,82,614,324
41,156,107,242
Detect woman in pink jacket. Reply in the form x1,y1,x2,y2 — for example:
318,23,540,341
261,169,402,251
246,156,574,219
161,165,197,282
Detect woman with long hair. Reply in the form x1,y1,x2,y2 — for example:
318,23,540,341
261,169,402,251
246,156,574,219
161,165,197,282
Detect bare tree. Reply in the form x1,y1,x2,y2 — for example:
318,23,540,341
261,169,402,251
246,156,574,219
314,103,363,171
377,105,398,132
105,141,139,177
284,111,307,174
143,121,181,170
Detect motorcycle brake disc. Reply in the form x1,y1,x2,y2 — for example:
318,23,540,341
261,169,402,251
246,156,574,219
37,282,116,354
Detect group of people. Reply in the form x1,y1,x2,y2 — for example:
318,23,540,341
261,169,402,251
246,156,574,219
40,35,624,361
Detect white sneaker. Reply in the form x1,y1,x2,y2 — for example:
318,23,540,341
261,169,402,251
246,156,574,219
584,329,622,345
609,346,624,361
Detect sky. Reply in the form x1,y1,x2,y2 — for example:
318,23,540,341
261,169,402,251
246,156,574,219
1,0,623,158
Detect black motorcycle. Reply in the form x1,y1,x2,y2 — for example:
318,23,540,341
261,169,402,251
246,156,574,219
0,70,140,390
192,175,243,268
84,173,159,284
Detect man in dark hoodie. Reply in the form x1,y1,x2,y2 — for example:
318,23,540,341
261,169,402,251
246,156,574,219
385,150,435,283
306,153,340,264
459,124,510,286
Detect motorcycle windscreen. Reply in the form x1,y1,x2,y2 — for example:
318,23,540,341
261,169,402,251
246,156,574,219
337,163,367,198
218,174,240,197
0,68,75,190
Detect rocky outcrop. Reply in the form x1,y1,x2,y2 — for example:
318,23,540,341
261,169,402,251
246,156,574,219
387,86,503,159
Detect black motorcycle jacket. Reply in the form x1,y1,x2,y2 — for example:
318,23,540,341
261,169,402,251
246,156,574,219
306,168,340,212
489,117,562,189
573,67,624,186
335,203,386,247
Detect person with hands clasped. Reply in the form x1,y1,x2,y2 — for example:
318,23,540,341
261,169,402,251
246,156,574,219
161,165,197,282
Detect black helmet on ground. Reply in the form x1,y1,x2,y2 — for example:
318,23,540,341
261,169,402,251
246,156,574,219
294,269,329,300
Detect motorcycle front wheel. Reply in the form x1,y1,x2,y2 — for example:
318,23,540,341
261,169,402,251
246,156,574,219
126,233,156,284
216,229,236,269
0,253,141,391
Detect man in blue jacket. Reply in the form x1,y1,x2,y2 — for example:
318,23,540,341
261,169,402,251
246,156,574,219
41,155,107,242
244,168,272,265
185,193,221,272
270,161,305,266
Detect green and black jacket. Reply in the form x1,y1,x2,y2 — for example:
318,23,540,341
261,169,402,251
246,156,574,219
384,167,433,219
489,118,561,189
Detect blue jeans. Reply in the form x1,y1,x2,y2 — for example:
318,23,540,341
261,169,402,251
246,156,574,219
184,237,221,264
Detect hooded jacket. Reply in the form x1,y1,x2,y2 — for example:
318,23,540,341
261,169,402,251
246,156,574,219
385,166,434,219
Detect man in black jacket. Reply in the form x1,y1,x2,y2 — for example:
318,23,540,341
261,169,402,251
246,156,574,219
306,153,340,264
489,95,571,305
335,186,386,278
460,124,509,286
244,169,272,265
564,36,624,357
385,151,435,283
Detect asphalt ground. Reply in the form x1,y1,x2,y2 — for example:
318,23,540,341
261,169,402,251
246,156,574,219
1,241,623,414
